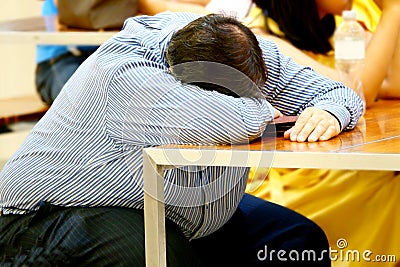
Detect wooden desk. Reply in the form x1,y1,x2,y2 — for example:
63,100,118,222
142,99,400,267
0,95,49,126
0,17,116,45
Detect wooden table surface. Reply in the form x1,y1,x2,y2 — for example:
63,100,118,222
149,99,400,171
142,99,400,267
254,99,400,153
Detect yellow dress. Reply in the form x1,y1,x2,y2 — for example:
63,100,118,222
246,1,400,266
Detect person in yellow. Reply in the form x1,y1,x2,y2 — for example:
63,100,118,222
139,0,399,266
246,0,400,266
139,0,400,104
252,0,400,106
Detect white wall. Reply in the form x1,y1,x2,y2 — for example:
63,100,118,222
0,0,42,99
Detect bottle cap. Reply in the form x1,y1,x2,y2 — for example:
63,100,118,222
342,10,357,20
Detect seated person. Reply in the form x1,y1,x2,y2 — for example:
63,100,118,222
0,12,363,266
248,1,400,266
140,1,400,266
253,0,400,106
140,0,400,106
36,0,98,105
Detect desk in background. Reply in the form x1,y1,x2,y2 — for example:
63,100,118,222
0,17,117,125
0,16,116,45
142,99,400,267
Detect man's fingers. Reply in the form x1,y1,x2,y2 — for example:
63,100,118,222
319,125,339,141
287,109,314,141
307,120,330,142
295,117,321,142
284,107,341,142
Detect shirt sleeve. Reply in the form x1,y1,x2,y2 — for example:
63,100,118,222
106,60,274,147
257,36,364,131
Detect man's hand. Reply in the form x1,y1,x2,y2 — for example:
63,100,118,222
283,107,340,142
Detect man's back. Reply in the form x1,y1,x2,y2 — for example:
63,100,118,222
1,12,271,239
0,12,363,266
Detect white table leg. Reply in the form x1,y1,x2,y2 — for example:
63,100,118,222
143,150,167,267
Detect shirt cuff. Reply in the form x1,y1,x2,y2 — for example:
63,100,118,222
314,103,350,131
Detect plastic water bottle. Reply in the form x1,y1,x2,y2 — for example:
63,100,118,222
334,10,366,111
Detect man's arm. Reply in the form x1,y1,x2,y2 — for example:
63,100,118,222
107,63,274,146
253,32,343,82
377,0,400,99
257,36,364,142
380,31,400,99
362,0,400,104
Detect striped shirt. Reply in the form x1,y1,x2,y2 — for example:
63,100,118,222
0,12,363,239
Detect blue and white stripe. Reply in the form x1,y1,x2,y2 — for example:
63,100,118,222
0,12,363,239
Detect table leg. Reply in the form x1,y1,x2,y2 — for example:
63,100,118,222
143,151,166,267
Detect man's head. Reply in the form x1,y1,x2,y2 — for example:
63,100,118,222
166,14,267,97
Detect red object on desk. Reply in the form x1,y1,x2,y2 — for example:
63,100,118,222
271,115,299,125
264,115,298,137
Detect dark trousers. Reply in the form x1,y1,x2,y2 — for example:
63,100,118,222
35,50,96,105
191,194,331,267
0,194,331,266
0,202,203,267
